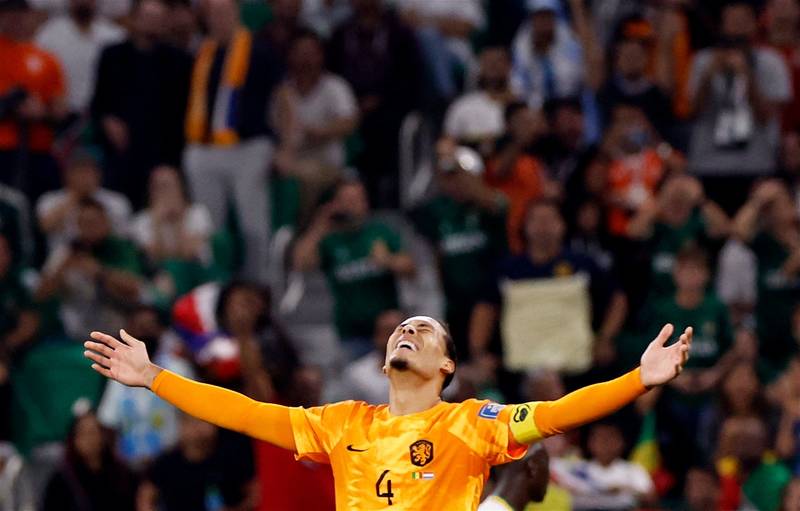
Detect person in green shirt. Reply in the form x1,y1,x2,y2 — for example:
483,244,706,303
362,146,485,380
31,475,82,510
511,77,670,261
292,180,416,356
627,174,730,300
411,142,508,355
732,179,800,377
36,197,145,341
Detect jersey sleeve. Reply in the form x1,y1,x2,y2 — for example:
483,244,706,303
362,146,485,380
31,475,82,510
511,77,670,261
289,400,362,464
449,400,528,466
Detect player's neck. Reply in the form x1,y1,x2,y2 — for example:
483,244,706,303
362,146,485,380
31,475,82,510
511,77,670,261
388,375,442,416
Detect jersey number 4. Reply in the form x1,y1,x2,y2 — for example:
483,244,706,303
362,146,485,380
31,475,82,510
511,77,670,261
375,470,394,505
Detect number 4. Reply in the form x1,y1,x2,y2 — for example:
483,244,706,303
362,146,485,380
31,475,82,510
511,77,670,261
375,470,394,505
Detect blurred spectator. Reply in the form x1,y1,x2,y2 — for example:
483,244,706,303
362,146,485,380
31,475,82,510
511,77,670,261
478,444,549,511
327,0,421,206
130,165,213,300
272,30,357,219
716,415,791,511
292,179,415,357
0,233,39,360
470,200,627,372
716,237,758,326
485,101,555,254
550,421,656,510
443,46,517,150
138,415,257,511
29,0,129,21
680,465,722,511
565,198,613,274
765,0,800,132
36,198,144,341
91,0,192,209
300,0,350,39
627,175,729,298
36,149,131,251
411,141,507,353
732,180,800,377
540,97,592,186
0,184,31,269
601,103,683,238
597,19,673,140
395,0,484,104
511,0,602,109
96,305,195,469
255,365,336,510
335,309,400,403
42,409,137,511
0,0,67,203
183,0,282,283
0,442,34,511
687,1,792,215
257,0,300,61
165,0,197,52
783,478,800,510
34,0,124,115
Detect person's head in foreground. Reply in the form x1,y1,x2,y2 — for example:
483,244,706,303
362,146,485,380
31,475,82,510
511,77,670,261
381,315,457,394
484,444,550,510
587,421,626,466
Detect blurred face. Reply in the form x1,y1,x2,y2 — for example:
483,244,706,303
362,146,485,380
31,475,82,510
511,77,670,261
179,415,217,450
66,163,100,197
615,39,649,80
0,8,35,40
673,258,709,294
271,0,300,21
576,201,600,235
552,105,584,149
333,182,370,223
783,479,800,511
721,416,768,462
478,47,510,90
204,0,239,41
0,236,10,278
126,309,163,352
223,287,265,333
523,369,565,401
723,363,760,415
722,4,757,41
288,36,324,76
613,105,653,153
383,316,454,389
149,165,185,205
524,203,566,254
133,0,168,42
374,309,405,353
69,0,95,21
77,206,111,245
73,414,104,462
531,10,556,49
588,425,624,466
685,468,720,511
509,107,547,145
289,366,324,407
768,0,800,28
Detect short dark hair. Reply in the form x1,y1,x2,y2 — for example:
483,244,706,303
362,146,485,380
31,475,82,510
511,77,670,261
675,244,709,268
440,321,458,392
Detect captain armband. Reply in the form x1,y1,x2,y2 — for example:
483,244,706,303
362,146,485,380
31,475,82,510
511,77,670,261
508,402,544,445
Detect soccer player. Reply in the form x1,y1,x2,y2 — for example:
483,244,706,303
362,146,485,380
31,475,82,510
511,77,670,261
84,316,691,510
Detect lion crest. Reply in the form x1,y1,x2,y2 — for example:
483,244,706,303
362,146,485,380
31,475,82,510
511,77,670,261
409,439,434,467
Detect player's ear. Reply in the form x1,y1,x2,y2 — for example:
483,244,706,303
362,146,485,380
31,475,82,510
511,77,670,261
382,364,387,375
441,358,455,376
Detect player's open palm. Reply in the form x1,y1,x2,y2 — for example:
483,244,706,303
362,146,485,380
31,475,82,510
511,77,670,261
84,330,159,388
640,324,692,388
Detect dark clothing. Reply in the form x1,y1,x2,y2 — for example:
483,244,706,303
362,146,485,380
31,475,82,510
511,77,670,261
42,460,137,511
148,432,254,511
204,39,282,142
598,77,673,140
0,150,61,205
90,41,192,208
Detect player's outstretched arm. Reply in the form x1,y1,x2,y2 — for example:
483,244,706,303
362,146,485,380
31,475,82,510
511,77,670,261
510,324,691,444
84,330,296,451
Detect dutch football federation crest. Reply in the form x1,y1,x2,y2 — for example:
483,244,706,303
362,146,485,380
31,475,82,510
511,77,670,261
409,439,434,467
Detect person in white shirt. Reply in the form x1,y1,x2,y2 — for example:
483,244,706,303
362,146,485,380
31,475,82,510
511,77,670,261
35,0,125,114
551,421,656,510
478,444,550,511
444,46,518,148
36,150,131,250
335,309,402,404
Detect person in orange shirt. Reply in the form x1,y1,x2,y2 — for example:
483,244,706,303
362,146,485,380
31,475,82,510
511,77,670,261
0,0,66,202
85,313,691,511
485,101,557,254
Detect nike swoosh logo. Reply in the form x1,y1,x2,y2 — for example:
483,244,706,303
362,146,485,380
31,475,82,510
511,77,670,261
346,444,368,452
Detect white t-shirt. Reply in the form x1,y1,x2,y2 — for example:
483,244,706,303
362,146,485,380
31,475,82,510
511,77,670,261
392,0,484,28
130,204,213,264
35,17,125,111
444,91,505,141
29,0,131,21
551,458,654,511
36,188,132,250
292,73,357,169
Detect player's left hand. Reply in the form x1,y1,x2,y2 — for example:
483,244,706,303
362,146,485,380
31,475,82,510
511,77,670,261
639,324,692,388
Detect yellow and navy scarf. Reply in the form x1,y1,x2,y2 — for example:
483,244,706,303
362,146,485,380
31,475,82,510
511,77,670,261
186,28,252,145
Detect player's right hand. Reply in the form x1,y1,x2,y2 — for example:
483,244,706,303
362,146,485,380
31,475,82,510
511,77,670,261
84,330,161,389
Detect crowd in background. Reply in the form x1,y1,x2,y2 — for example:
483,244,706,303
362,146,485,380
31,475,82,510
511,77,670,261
5,0,800,509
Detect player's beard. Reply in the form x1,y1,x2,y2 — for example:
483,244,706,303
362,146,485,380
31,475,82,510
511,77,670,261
389,357,410,371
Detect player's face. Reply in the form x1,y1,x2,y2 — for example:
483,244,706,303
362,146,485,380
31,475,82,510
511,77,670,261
383,316,454,384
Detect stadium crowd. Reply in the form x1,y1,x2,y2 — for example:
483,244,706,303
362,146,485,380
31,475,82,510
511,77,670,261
4,0,800,509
